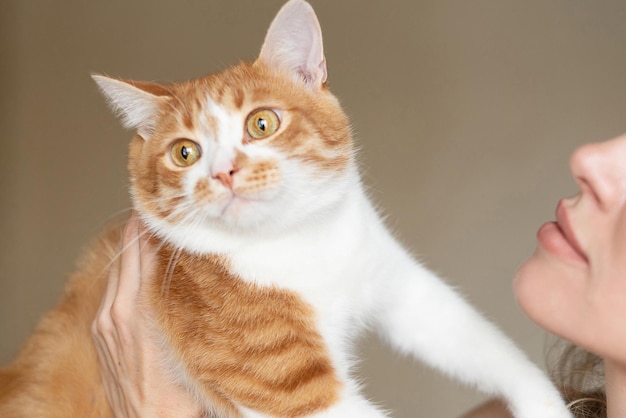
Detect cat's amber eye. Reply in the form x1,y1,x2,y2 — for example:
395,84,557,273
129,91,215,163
246,109,280,139
170,139,201,167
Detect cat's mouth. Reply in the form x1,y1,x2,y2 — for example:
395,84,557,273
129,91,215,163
188,167,284,228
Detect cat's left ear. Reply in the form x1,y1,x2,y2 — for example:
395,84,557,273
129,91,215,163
258,0,327,89
92,74,168,141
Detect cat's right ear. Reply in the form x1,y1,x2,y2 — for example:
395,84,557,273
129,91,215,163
92,74,167,141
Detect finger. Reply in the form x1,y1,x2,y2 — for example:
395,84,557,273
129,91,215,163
137,219,158,292
92,223,125,334
115,214,143,311
97,347,127,416
94,215,138,334
92,330,123,400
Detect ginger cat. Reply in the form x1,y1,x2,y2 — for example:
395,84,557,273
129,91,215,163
0,1,572,417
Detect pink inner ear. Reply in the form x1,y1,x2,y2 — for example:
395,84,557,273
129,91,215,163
258,0,327,88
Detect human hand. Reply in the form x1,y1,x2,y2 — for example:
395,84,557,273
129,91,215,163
91,214,200,418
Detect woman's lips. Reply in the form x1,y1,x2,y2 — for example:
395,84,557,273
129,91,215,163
536,200,588,264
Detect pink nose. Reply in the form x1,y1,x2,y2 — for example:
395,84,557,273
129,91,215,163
213,166,238,189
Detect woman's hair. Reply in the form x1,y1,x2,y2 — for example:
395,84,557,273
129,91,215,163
548,341,606,418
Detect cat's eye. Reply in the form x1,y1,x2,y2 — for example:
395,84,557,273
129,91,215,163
246,109,280,140
170,139,201,167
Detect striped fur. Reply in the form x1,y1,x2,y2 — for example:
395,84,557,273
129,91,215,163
152,249,341,417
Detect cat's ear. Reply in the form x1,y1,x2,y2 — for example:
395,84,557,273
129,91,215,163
92,74,168,140
258,0,327,89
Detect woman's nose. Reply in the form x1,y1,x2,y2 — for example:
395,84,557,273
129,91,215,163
569,134,626,209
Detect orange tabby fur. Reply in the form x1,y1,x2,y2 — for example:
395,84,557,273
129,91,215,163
0,48,349,417
0,232,341,417
153,248,341,417
0,229,116,417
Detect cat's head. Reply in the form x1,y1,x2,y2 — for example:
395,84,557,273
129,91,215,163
94,0,356,249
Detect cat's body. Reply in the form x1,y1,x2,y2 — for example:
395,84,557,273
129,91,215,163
0,1,572,417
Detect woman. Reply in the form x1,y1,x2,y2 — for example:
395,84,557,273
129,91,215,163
93,134,626,417
462,134,626,417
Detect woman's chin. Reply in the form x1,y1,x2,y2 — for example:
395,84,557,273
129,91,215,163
513,245,587,341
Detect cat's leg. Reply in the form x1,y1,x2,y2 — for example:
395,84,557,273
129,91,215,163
372,241,572,418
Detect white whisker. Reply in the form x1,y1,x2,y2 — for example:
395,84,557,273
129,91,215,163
99,207,134,226
101,219,153,274
161,246,182,298
158,205,205,298
136,192,190,211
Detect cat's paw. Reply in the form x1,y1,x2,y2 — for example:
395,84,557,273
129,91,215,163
511,397,573,418
504,372,574,418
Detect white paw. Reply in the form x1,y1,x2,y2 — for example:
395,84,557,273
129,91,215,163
510,396,573,418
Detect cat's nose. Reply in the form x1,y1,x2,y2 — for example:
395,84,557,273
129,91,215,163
213,166,238,189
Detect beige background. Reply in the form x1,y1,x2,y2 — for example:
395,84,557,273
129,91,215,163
1,0,625,416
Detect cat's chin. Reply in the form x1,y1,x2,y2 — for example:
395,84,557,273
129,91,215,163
217,196,269,229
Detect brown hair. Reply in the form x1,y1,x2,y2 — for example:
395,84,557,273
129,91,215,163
549,342,606,418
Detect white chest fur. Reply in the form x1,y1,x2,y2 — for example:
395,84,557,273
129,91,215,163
225,187,387,343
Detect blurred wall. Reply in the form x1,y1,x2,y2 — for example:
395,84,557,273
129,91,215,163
1,1,625,416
